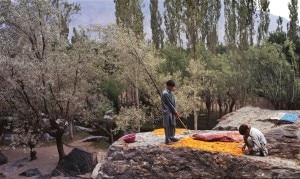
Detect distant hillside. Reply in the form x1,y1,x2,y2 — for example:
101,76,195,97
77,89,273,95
68,0,289,42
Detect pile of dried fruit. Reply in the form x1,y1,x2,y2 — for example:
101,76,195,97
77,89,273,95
152,128,187,135
171,138,244,155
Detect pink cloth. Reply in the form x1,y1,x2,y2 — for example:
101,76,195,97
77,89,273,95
192,131,243,142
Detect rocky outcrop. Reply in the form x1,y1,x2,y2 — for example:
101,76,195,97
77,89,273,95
93,130,300,179
52,147,97,177
92,107,300,178
266,128,300,160
213,106,300,132
100,146,300,179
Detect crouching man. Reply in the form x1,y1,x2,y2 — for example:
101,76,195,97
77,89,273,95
239,124,268,156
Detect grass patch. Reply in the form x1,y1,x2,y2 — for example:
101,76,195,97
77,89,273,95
64,131,90,144
90,140,111,150
40,140,56,147
40,131,91,147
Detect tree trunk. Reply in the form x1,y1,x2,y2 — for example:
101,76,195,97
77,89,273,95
69,119,74,139
110,129,114,143
205,91,211,127
224,103,228,113
229,99,236,112
135,70,139,108
137,120,141,133
217,98,222,118
56,130,66,162
206,109,210,127
193,109,198,130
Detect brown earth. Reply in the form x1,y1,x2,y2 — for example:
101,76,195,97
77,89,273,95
0,138,107,179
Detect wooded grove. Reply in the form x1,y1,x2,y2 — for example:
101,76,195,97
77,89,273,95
1,0,300,160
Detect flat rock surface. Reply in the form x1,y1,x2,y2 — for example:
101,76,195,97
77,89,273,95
94,129,300,178
214,106,300,132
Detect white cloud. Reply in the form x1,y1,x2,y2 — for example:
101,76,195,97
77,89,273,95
269,0,297,20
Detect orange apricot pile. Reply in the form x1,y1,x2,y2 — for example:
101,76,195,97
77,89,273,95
171,138,244,155
152,128,187,135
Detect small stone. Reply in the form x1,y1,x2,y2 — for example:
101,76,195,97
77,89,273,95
91,163,102,179
19,168,41,177
0,152,8,165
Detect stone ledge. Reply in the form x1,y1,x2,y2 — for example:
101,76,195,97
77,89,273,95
93,129,300,178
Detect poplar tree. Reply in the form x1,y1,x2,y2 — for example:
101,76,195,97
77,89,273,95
164,0,182,46
182,0,203,59
247,0,256,46
150,0,164,49
206,0,221,53
182,0,213,129
114,0,144,39
288,0,300,77
114,0,145,108
237,0,250,50
276,16,284,32
199,0,209,43
224,0,237,50
257,0,270,44
288,0,299,44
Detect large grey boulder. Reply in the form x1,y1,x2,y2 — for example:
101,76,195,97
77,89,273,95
213,106,300,132
0,152,7,165
92,107,300,178
52,147,97,177
93,130,300,179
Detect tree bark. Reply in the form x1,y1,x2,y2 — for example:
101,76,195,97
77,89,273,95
229,99,236,112
205,91,211,127
69,119,74,139
110,129,114,143
193,109,198,130
56,129,66,162
217,98,223,118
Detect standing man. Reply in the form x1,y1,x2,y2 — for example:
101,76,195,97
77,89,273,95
162,80,180,145
239,124,268,156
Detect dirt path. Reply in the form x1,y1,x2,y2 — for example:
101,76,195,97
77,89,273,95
0,139,107,178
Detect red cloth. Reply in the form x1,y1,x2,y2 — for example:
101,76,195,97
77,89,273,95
192,131,243,142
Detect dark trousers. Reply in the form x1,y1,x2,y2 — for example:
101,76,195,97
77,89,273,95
164,117,175,143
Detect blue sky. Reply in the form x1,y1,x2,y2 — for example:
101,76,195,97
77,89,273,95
68,0,293,40
70,0,297,21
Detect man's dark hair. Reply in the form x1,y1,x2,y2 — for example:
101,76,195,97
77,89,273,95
239,124,249,135
166,80,175,87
